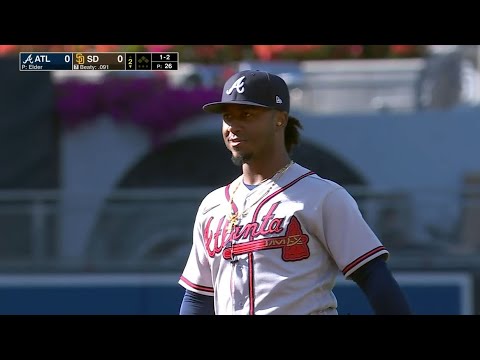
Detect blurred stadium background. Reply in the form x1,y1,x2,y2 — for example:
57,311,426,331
0,44,479,314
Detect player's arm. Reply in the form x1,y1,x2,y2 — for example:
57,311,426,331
319,187,411,314
179,289,215,315
178,194,217,315
350,256,412,315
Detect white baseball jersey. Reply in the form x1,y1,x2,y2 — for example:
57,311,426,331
179,162,389,315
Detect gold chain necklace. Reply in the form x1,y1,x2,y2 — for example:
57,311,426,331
227,161,294,232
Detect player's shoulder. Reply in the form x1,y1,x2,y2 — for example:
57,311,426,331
200,186,227,204
197,176,241,212
293,163,345,192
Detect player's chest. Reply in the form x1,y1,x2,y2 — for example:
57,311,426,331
201,196,308,259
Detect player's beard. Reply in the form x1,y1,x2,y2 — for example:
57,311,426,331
231,153,253,167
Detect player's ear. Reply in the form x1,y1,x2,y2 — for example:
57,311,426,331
275,111,288,128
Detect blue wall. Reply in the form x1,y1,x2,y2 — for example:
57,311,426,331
0,273,472,315
0,285,185,315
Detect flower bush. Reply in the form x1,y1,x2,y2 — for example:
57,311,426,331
55,76,222,147
4,44,425,146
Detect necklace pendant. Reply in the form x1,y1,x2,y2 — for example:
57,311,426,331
228,213,238,232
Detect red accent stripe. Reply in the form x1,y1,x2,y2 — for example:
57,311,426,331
247,170,315,315
342,246,387,275
233,241,267,254
179,275,214,293
248,252,254,315
225,182,238,213
250,171,315,229
225,184,231,202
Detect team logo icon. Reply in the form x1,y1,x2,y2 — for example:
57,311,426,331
226,76,246,95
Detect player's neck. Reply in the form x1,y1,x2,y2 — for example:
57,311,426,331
242,154,292,185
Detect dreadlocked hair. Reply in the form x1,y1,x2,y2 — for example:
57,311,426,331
285,115,303,154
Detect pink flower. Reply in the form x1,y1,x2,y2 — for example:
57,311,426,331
0,45,17,54
55,77,221,148
144,45,175,52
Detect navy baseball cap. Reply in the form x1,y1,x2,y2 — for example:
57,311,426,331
203,70,290,114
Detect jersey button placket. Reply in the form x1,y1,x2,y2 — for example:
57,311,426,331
230,259,236,314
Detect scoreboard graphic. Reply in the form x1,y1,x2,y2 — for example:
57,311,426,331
19,52,179,71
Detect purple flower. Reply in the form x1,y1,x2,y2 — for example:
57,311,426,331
55,81,102,129
55,76,221,147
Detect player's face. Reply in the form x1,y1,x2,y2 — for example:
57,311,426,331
221,105,277,166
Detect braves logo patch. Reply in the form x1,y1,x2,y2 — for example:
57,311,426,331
226,76,246,95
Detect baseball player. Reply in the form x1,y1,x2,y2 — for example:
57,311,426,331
178,69,412,315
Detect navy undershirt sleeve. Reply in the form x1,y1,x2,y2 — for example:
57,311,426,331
350,256,413,315
179,289,215,315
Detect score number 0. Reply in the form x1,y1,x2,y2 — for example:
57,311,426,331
100,54,124,70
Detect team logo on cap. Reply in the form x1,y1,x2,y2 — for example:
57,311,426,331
226,76,246,95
